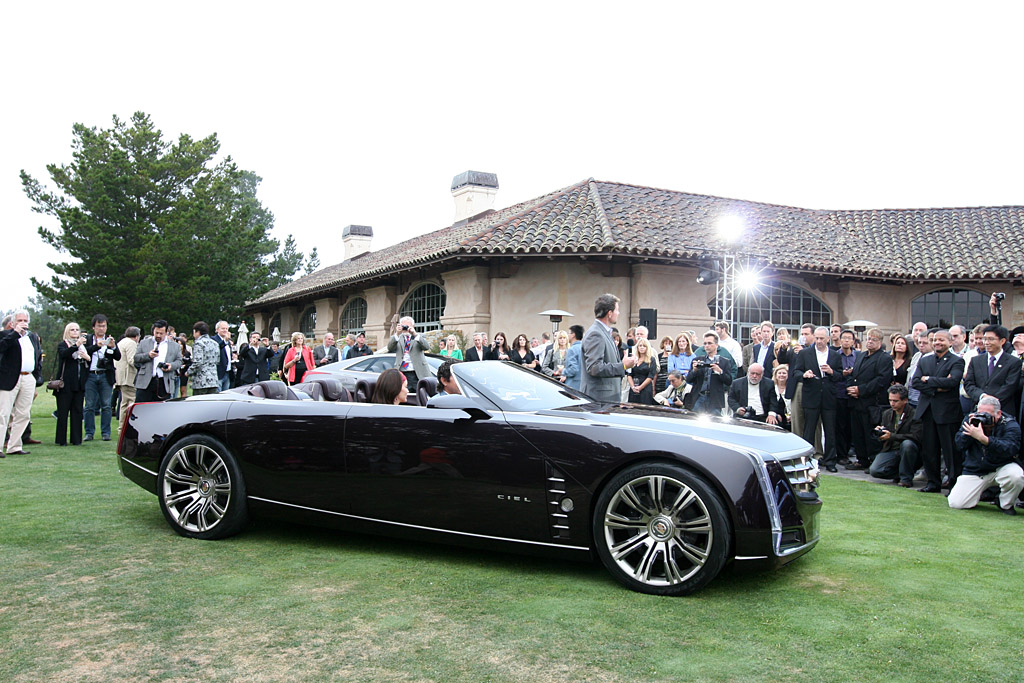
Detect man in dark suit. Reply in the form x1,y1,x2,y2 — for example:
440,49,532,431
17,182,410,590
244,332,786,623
464,332,490,362
912,329,966,492
752,321,776,372
834,329,860,464
789,327,844,471
963,324,1022,419
581,293,635,403
83,313,122,442
846,328,893,470
727,363,775,422
134,320,183,403
869,384,922,486
0,310,43,456
686,332,735,414
313,333,340,367
237,332,269,385
214,321,234,391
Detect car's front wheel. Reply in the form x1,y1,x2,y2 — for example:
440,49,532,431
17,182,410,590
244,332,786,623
158,434,248,540
593,462,730,596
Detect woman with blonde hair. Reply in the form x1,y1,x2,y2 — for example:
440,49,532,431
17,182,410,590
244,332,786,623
55,322,91,446
627,337,657,405
770,364,791,431
282,332,315,385
542,329,571,380
440,335,463,360
774,328,794,368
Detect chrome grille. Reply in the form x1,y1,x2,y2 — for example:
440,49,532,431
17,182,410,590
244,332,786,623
775,449,818,493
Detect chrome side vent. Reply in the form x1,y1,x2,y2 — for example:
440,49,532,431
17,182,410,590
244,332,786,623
775,449,819,494
546,464,572,539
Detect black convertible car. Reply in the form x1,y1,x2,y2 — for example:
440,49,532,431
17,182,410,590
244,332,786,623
117,361,821,596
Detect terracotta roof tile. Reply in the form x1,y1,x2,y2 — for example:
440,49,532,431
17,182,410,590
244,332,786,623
249,180,1024,306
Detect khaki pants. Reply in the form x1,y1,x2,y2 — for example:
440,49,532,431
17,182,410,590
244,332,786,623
1,374,36,452
948,463,1024,510
117,384,136,428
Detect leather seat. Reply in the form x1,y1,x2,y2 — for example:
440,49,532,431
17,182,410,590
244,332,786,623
417,376,438,406
355,378,376,403
292,382,324,401
307,377,351,402
257,380,292,401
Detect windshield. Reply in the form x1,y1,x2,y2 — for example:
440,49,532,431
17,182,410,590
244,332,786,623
453,361,594,412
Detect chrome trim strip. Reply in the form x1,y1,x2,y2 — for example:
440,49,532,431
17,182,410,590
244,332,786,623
248,496,591,551
775,536,819,557
122,458,158,477
733,555,769,561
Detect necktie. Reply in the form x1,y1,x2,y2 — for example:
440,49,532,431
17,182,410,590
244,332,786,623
988,355,996,378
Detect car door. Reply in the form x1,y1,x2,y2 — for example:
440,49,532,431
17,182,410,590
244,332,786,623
343,403,550,541
225,399,353,512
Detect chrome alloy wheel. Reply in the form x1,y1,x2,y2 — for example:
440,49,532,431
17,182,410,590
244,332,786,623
161,443,233,533
602,474,714,587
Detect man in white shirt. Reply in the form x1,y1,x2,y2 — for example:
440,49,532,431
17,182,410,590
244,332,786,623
134,320,183,403
0,310,43,456
714,321,744,370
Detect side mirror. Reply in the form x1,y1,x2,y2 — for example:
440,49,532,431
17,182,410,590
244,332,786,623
427,393,491,421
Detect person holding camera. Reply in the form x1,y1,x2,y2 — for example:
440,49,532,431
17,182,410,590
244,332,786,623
133,320,182,403
82,313,122,442
387,315,431,386
685,332,735,414
727,363,775,423
54,322,91,446
949,395,1023,514
868,384,922,486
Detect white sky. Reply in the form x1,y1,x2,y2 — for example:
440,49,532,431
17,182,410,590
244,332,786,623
3,2,1023,309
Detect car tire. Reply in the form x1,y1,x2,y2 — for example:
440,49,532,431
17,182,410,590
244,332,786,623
158,434,249,540
593,462,731,596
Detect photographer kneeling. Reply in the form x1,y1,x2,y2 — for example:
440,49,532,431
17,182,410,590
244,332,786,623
869,384,922,486
949,395,1024,515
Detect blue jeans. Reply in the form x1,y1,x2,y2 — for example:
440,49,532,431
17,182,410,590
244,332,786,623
219,374,231,392
84,372,113,438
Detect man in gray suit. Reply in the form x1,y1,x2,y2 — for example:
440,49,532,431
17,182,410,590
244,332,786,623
388,315,431,387
581,293,635,403
134,320,183,403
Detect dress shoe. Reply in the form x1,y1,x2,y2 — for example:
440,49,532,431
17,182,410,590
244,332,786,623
1000,505,1017,516
941,477,952,489
918,484,941,493
25,438,42,445
6,450,30,455
897,481,913,488
0,452,5,458
825,464,838,473
84,435,94,442
845,462,867,471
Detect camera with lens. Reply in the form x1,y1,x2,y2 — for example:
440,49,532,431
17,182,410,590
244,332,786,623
873,426,887,437
743,406,755,417
400,325,410,331
968,411,995,432
694,354,719,369
994,292,1006,309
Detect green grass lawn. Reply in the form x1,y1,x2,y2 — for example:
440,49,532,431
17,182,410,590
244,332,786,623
2,393,1023,681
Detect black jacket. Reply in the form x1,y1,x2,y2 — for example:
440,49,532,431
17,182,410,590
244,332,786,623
56,341,90,392
788,346,844,409
954,413,1021,475
685,355,735,412
0,329,43,390
876,405,922,452
912,351,965,424
848,348,893,412
237,343,269,385
963,351,1022,419
84,333,122,386
727,376,777,420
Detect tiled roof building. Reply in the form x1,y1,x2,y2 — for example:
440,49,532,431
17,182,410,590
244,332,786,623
248,175,1023,347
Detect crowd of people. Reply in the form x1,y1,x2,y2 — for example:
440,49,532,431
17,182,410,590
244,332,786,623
3,293,1023,516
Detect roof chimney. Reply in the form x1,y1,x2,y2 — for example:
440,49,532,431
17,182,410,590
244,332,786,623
451,171,498,222
342,225,373,260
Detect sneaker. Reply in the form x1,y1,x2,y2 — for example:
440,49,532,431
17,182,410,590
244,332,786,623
102,435,111,441
84,435,94,442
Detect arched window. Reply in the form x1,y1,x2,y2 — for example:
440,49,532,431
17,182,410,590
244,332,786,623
340,297,367,336
399,283,446,332
911,288,989,329
268,312,281,339
299,306,317,338
708,281,832,344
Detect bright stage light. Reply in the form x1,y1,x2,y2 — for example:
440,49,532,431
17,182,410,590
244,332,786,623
716,214,744,244
736,267,761,292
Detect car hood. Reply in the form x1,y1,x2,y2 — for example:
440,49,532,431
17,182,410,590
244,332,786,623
546,403,808,455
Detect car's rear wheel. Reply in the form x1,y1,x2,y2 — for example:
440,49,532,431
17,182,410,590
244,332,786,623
158,434,248,540
593,462,730,596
